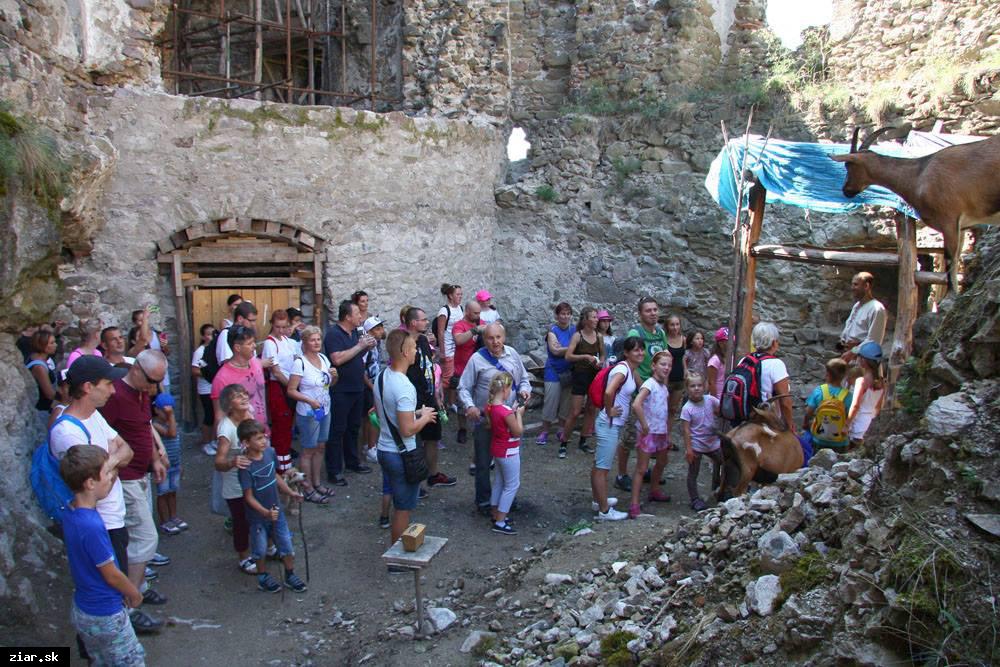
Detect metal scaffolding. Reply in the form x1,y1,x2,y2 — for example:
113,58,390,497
160,0,393,109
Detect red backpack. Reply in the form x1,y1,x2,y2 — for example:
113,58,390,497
588,362,630,409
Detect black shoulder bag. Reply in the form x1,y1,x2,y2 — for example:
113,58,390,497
377,370,429,484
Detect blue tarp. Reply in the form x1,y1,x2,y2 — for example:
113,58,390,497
705,136,917,218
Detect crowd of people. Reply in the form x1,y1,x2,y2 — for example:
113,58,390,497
24,272,889,665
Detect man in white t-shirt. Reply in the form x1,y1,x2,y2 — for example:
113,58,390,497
750,322,795,434
100,326,136,367
839,272,886,363
262,311,298,471
215,301,259,364
49,357,168,633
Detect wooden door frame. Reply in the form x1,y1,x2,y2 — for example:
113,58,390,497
159,218,325,424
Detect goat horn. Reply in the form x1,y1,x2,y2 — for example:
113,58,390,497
859,126,895,152
850,127,859,153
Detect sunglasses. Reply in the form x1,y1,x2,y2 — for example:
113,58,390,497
136,362,165,389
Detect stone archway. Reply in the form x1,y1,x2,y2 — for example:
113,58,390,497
156,217,326,421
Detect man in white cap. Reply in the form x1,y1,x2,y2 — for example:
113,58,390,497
361,315,387,459
475,290,500,325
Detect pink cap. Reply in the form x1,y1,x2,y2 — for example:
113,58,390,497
597,309,613,321
714,327,729,342
475,290,492,302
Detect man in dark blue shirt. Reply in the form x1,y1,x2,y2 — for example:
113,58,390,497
324,300,377,485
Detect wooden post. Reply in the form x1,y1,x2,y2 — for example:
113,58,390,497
735,182,767,359
172,254,194,425
313,250,324,332
888,215,918,408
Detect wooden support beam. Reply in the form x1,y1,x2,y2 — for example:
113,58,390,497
182,276,312,288
752,244,899,267
751,244,958,285
889,216,918,409
157,247,314,264
172,255,194,424
736,183,766,359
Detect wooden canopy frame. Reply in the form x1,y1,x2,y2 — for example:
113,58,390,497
728,181,950,402
156,217,326,422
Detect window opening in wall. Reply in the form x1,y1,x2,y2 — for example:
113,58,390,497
507,127,530,161
159,0,402,110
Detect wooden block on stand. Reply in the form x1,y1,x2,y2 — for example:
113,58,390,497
402,523,425,552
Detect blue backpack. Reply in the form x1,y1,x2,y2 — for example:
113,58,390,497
30,415,91,522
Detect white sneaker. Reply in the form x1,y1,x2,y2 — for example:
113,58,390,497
202,441,218,456
596,507,628,521
591,497,619,512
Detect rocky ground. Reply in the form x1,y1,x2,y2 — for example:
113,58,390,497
13,379,1000,667
16,410,702,666
468,379,1000,667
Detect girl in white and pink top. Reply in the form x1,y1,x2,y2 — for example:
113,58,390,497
66,318,103,368
706,327,729,399
629,351,673,518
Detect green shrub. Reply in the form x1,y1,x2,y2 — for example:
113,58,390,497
0,101,69,220
600,630,637,667
535,184,557,202
779,552,834,600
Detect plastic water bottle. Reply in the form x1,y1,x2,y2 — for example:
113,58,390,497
369,411,380,429
438,409,449,425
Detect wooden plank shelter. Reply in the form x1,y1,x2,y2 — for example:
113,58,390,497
158,218,325,423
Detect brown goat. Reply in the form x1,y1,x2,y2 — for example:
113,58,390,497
831,128,1000,290
717,407,804,500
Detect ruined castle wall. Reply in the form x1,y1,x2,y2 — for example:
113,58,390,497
828,0,1000,134
61,90,505,364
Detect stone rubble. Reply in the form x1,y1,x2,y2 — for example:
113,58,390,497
459,378,1000,666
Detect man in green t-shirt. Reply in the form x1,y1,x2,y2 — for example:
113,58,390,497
614,296,668,493
626,297,668,383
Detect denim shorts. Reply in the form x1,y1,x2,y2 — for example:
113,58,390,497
594,412,621,470
249,512,294,561
377,449,419,511
156,465,181,496
296,411,331,449
381,467,392,496
72,604,145,667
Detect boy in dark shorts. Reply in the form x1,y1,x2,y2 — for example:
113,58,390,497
60,445,146,666
237,419,306,593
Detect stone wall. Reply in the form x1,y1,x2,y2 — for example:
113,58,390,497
827,0,1000,134
59,90,505,377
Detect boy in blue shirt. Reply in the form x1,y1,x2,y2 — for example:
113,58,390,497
237,419,306,593
59,445,146,666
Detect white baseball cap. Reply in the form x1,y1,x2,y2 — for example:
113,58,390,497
363,316,385,333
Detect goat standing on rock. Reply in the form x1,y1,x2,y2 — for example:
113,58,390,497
831,128,1000,290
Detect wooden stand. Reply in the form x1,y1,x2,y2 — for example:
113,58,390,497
382,535,448,638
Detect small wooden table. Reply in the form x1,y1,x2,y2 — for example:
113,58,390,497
381,536,448,637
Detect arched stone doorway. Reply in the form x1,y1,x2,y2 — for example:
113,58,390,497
157,217,325,422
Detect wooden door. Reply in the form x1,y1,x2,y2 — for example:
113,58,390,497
192,287,301,339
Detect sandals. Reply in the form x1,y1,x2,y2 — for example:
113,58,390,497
315,485,336,498
303,489,331,504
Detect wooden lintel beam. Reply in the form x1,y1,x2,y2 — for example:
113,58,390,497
182,276,312,288
157,249,315,264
